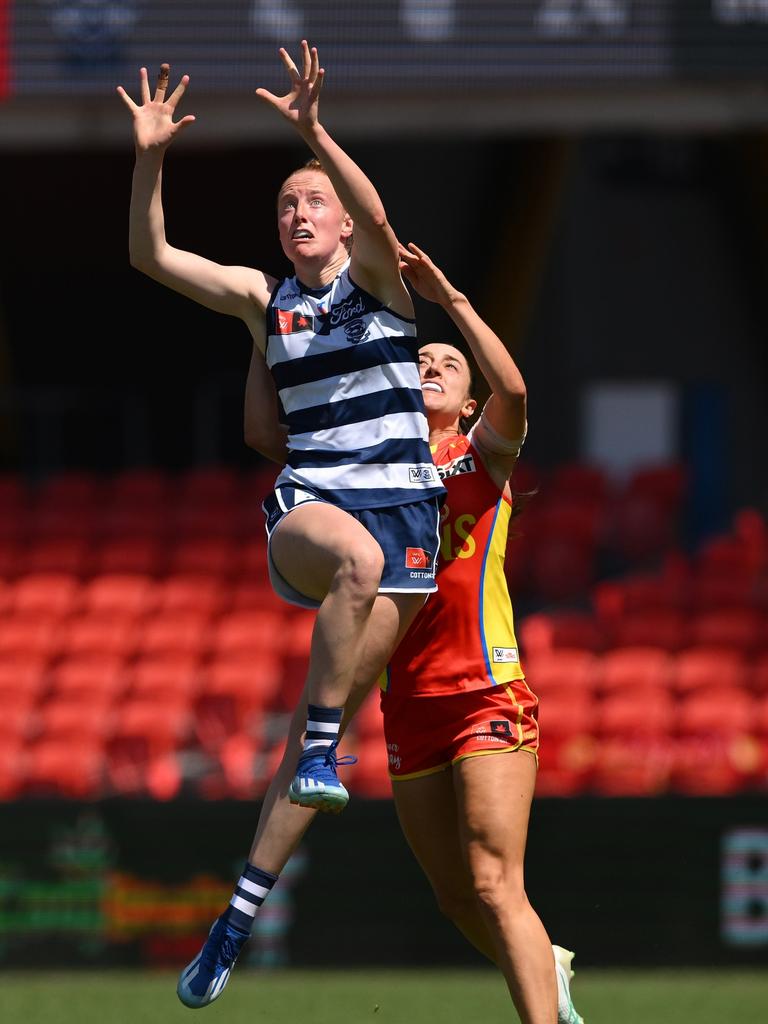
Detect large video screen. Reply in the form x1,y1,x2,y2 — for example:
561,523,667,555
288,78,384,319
5,1,768,100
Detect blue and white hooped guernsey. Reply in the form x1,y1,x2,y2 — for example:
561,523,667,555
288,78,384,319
265,261,445,510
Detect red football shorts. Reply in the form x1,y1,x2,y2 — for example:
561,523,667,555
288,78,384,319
380,681,539,780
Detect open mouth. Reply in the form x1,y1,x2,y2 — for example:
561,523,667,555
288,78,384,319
292,229,313,240
422,382,443,393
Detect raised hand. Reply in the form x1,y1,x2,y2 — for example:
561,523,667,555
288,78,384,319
398,243,460,306
116,64,196,152
255,40,324,131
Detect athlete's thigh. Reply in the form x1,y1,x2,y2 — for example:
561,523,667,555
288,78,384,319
340,592,426,732
391,770,466,893
453,751,538,868
270,501,383,602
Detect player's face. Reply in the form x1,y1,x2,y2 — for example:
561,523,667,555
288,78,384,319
277,172,353,264
418,344,476,428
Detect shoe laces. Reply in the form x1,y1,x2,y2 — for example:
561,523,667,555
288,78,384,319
324,739,357,768
201,922,241,972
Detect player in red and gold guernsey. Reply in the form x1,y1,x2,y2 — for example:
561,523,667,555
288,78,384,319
242,244,583,1024
380,243,582,1024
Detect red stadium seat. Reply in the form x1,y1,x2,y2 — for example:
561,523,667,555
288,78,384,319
0,539,24,576
0,658,49,703
23,538,91,575
534,693,595,795
591,737,673,796
0,700,37,744
28,505,98,541
212,610,287,659
233,539,271,579
127,656,202,701
597,692,674,738
177,466,241,504
0,739,26,799
528,537,596,603
37,696,114,742
94,537,167,575
696,536,756,578
81,573,158,618
49,656,127,701
534,498,604,548
35,471,104,509
689,608,765,654
169,538,239,576
216,731,264,799
547,462,611,502
524,648,598,699
0,615,60,660
676,687,754,736
137,612,212,659
24,738,105,798
61,615,138,659
671,647,747,695
592,573,688,622
597,646,672,696
752,655,768,697
170,502,240,539
98,504,169,539
197,656,282,746
108,468,171,506
155,574,227,616
518,612,606,656
669,733,761,795
626,463,687,508
609,491,679,564
610,609,689,651
229,580,280,612
690,572,758,611
9,572,81,617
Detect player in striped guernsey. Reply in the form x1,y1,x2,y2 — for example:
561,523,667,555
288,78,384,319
119,41,443,1008
243,246,584,1024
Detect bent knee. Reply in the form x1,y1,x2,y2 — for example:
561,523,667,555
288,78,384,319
334,543,385,601
471,865,527,915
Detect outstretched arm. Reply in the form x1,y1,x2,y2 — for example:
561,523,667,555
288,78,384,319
400,242,527,472
255,41,411,315
117,65,275,343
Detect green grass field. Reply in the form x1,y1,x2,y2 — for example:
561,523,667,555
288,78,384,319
1,968,766,1024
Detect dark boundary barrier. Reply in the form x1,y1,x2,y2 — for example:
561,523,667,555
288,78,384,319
0,797,766,968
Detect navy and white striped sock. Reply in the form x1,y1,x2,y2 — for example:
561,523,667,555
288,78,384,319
222,862,278,934
303,704,343,753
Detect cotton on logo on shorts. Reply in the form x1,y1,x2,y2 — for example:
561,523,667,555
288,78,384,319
405,547,431,569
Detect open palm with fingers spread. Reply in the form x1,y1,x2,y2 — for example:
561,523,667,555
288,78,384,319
255,39,324,131
116,64,196,152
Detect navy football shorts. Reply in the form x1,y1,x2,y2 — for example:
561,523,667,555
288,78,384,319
262,486,441,609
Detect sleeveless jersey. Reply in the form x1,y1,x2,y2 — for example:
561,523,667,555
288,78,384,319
265,263,444,510
385,430,525,696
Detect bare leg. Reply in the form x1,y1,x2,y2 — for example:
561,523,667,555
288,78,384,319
270,502,385,709
249,591,425,871
392,753,558,1024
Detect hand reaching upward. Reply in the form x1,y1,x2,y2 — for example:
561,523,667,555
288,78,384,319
399,243,461,307
117,64,196,153
255,40,324,133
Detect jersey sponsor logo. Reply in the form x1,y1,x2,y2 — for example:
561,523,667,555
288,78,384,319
437,453,477,479
492,647,519,664
409,465,437,483
281,290,299,300
275,310,315,334
343,318,368,344
405,547,432,569
329,293,367,327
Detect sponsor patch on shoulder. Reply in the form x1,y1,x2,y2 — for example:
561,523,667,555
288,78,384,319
492,647,519,664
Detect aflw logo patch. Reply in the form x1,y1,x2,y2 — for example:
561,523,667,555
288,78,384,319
409,466,436,483
275,310,315,334
405,547,431,569
492,647,519,664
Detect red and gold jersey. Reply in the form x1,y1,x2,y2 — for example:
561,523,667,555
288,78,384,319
385,432,525,697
